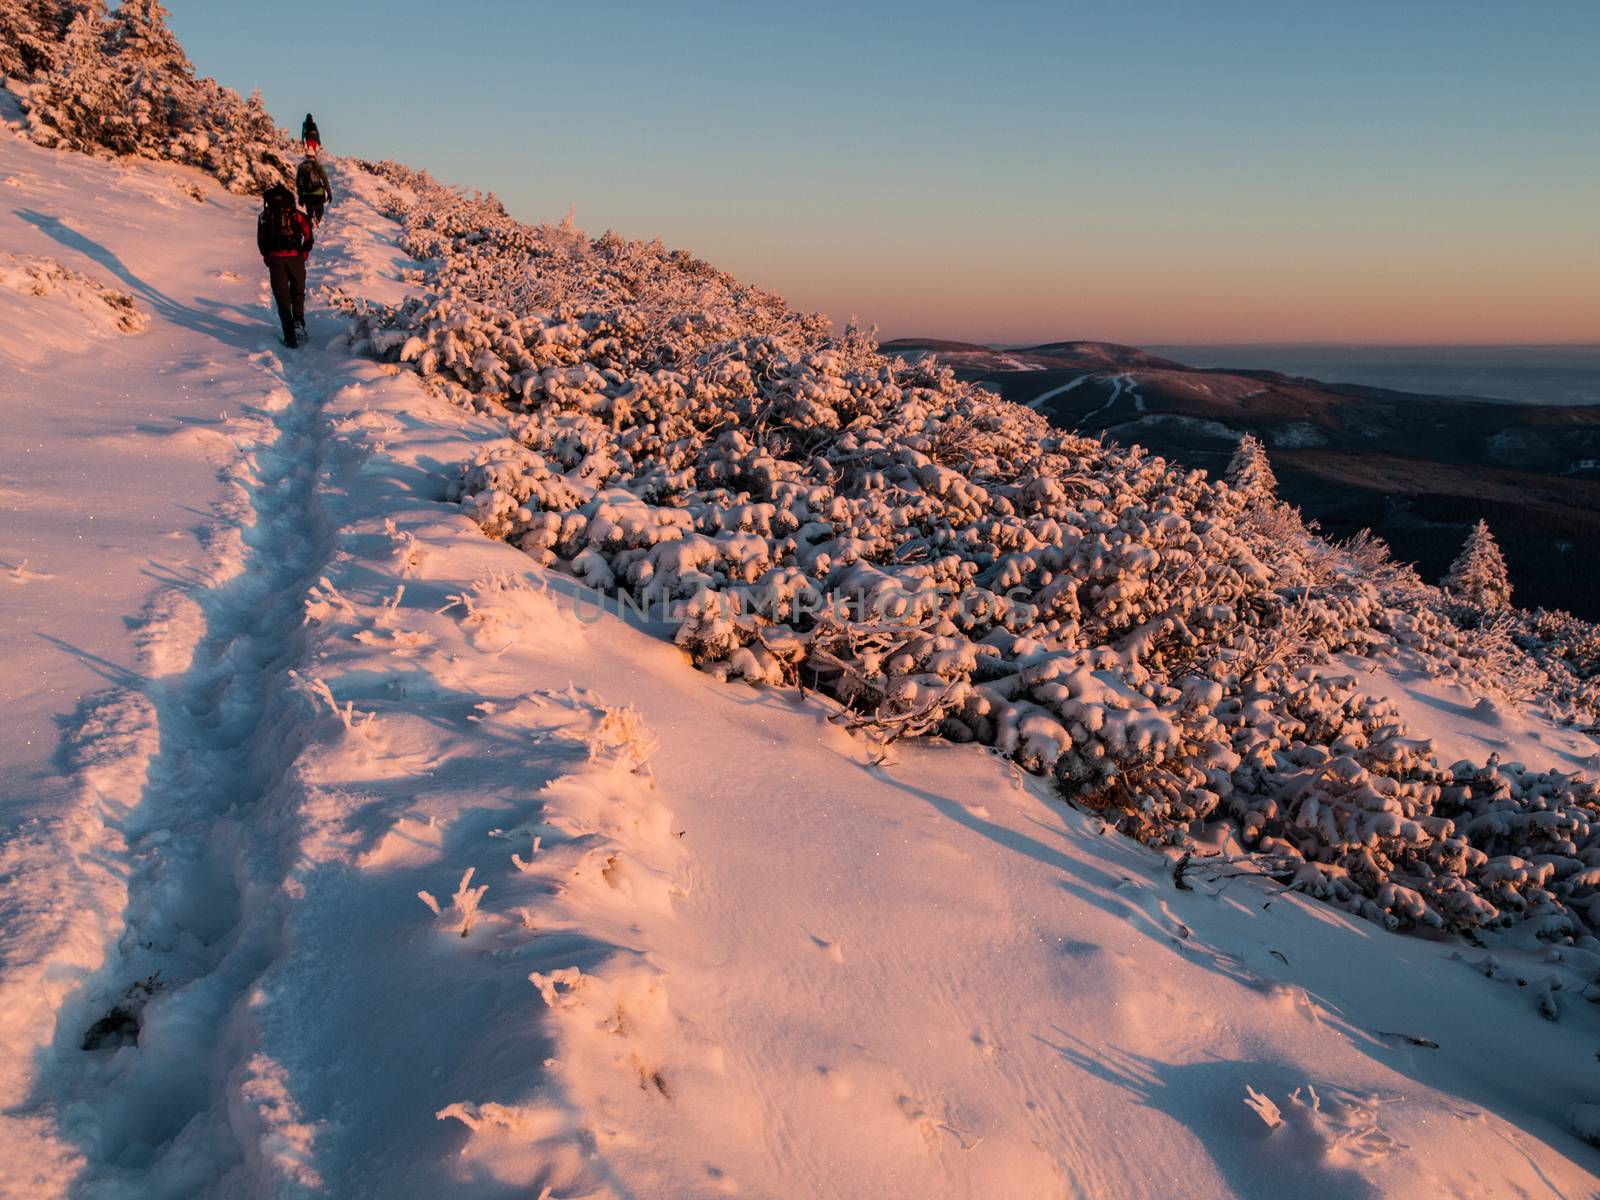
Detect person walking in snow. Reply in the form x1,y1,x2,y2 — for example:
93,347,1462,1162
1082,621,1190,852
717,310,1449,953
301,113,320,154
256,182,313,348
296,154,332,225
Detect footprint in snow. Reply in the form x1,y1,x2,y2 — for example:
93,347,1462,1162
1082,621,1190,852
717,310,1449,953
5,558,53,584
805,932,845,963
816,1065,854,1100
1114,878,1192,941
896,1093,981,1150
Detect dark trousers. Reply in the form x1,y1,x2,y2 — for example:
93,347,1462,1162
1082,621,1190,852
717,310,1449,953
303,195,326,224
267,255,306,338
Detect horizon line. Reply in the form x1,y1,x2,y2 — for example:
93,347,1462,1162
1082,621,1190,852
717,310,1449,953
879,336,1600,351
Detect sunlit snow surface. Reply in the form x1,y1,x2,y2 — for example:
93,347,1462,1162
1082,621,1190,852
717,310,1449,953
2,123,1599,1198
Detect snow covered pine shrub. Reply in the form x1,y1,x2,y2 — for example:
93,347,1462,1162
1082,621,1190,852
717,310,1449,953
340,162,1600,939
1444,519,1514,615
1,0,294,194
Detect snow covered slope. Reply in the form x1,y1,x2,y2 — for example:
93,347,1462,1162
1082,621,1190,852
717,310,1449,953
1338,655,1600,779
0,130,312,1187
3,116,1600,1200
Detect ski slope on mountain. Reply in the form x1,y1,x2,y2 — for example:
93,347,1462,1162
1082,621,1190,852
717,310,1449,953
3,120,1600,1199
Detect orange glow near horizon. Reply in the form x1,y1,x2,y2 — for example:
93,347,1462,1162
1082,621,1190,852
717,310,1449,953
168,0,1600,349
712,205,1600,347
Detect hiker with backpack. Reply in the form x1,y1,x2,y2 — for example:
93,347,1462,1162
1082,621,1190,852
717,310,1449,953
256,183,314,348
302,113,320,154
296,154,332,225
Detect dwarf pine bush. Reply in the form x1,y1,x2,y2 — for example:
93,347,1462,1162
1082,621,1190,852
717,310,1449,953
337,165,1600,938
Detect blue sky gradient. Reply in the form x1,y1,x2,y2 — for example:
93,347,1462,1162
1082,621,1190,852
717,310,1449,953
164,0,1600,344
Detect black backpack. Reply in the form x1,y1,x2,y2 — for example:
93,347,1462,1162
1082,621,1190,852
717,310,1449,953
261,193,301,253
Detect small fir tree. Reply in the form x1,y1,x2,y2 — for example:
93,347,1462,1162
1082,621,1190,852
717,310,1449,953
1443,519,1513,612
1225,433,1278,500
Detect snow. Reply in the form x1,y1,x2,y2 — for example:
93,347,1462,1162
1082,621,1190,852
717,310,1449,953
1339,654,1600,776
1071,371,1144,425
0,129,317,1190
1026,372,1090,409
995,353,1040,371
3,107,1600,1200
1104,413,1244,443
1268,420,1328,449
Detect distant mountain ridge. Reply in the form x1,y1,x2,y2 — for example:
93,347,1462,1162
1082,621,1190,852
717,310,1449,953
885,337,1600,619
880,338,1191,375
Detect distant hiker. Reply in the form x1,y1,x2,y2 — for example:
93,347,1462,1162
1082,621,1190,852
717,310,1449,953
256,183,313,348
296,155,332,225
302,113,320,154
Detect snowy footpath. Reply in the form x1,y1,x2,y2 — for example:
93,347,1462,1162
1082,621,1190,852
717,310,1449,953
4,129,1600,1199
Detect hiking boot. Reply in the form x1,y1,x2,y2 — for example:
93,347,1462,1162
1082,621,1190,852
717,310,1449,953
283,330,298,349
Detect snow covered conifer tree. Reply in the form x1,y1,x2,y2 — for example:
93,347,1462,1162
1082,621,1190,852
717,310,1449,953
1225,433,1278,500
106,0,188,72
23,3,134,156
0,1,63,81
0,9,37,81
14,0,288,192
107,0,194,152
1443,519,1513,612
200,85,292,193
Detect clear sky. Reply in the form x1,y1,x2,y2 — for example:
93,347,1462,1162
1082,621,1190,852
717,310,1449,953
163,0,1599,346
